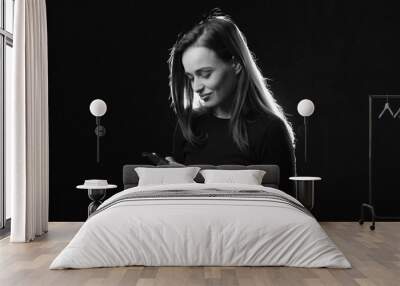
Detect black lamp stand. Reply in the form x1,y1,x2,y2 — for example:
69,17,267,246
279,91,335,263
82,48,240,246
304,116,308,164
94,117,106,163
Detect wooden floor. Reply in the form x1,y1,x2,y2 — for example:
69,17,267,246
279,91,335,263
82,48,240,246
0,222,399,286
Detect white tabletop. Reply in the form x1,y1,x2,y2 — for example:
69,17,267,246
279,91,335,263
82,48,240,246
76,184,117,190
289,176,321,181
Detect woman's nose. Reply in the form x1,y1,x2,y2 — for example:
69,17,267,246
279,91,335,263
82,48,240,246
193,78,204,93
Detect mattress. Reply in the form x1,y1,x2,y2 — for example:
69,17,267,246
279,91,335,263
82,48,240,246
50,183,351,269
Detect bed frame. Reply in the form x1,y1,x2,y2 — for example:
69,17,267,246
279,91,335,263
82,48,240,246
123,164,280,189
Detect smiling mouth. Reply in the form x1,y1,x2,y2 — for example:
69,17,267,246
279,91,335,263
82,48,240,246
199,93,212,101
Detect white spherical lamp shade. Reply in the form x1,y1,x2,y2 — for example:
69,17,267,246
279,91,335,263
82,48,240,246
89,99,107,117
297,99,315,117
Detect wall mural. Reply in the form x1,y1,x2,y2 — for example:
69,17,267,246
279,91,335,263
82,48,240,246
46,2,400,221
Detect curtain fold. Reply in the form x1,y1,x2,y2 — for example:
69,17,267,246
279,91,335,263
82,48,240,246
6,0,49,242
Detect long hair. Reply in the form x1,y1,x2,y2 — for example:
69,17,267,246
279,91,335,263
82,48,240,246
168,11,295,151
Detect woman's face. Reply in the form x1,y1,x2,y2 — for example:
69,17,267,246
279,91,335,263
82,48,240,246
182,46,238,113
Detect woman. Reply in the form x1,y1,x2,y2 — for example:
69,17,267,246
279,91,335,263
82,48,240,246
166,11,296,195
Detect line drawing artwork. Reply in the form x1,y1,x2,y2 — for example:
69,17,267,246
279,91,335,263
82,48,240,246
378,96,394,119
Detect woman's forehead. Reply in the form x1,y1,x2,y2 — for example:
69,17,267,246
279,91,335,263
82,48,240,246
182,46,224,73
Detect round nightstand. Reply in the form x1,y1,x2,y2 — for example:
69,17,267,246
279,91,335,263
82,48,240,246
289,176,321,210
76,183,117,217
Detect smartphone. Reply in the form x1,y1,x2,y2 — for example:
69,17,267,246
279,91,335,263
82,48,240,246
142,152,169,165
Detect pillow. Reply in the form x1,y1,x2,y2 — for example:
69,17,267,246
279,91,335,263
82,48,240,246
200,169,266,185
135,167,201,186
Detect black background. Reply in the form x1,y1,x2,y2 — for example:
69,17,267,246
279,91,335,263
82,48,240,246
46,1,400,221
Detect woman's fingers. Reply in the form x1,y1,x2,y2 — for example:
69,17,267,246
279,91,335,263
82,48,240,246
165,156,174,162
164,156,185,166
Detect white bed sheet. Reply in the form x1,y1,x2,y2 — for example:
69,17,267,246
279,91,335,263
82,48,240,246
50,183,351,269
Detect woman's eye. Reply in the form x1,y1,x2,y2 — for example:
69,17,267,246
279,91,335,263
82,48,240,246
202,73,211,78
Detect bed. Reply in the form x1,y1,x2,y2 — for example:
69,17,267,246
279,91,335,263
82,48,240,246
50,164,351,269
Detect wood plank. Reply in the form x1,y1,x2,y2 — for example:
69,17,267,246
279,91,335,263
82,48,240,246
0,222,399,286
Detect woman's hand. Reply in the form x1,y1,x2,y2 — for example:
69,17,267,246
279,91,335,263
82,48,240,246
165,156,185,167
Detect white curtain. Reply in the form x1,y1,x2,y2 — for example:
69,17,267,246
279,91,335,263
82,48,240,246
6,0,49,242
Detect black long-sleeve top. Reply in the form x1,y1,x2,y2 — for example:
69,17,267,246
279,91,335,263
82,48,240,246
172,112,296,195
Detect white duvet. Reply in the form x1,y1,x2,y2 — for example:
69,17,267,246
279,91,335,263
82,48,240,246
50,183,351,269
